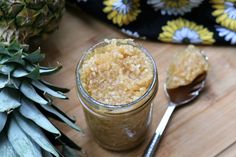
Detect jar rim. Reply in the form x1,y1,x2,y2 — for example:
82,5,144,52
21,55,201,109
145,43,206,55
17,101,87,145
76,39,158,110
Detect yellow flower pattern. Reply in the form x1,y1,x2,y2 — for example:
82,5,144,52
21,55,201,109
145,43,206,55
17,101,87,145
211,0,236,31
103,0,141,26
159,18,215,44
147,0,203,15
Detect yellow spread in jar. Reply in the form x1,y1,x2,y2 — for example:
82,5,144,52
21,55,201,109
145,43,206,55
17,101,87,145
166,45,208,89
79,39,153,105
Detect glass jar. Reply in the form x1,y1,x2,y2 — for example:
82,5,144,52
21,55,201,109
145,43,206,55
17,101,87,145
76,40,158,151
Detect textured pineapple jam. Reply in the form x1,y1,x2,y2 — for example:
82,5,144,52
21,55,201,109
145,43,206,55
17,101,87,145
79,39,153,105
166,45,208,89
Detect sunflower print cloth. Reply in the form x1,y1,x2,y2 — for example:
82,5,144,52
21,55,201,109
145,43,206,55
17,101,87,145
66,0,236,45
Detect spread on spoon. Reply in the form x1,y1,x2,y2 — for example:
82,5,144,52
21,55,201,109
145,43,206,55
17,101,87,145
166,45,209,90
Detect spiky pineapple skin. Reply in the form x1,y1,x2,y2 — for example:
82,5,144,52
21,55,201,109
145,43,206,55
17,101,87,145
0,0,65,44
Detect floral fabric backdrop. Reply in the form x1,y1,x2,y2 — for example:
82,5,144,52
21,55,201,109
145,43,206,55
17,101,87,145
66,0,236,45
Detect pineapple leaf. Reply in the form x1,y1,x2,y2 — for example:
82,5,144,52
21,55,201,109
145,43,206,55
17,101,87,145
44,130,81,151
0,133,19,157
12,68,28,77
19,98,61,135
42,150,54,157
7,77,21,89
20,81,48,105
8,41,23,51
0,64,15,75
6,51,25,65
50,104,76,123
0,112,7,132
0,45,11,56
0,56,10,64
32,80,68,99
13,112,60,157
39,65,62,75
26,66,40,80
12,66,40,80
58,132,82,151
62,145,81,157
38,104,76,123
7,118,42,157
0,75,8,88
41,80,70,93
0,88,21,112
24,49,45,63
39,104,82,132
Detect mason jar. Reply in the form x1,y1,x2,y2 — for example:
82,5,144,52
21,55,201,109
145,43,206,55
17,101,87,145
76,39,158,151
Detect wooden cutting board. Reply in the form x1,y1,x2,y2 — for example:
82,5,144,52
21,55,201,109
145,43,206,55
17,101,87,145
41,9,236,157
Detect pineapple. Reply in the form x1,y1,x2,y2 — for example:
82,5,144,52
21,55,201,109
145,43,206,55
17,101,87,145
0,1,82,156
0,0,65,44
0,42,82,157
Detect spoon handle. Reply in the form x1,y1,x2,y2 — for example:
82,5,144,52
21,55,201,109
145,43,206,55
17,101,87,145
143,103,176,157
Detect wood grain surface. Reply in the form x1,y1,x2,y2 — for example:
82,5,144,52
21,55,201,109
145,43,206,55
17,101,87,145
41,9,236,157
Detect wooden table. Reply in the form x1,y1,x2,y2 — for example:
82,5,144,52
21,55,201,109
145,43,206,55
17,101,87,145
41,9,236,157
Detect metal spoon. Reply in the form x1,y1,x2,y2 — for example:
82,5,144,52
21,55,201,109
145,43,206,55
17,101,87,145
143,57,208,157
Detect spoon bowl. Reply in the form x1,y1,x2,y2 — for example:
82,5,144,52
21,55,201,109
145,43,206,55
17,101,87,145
143,52,208,157
165,72,207,106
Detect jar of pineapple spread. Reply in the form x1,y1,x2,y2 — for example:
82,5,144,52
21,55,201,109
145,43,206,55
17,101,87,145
76,39,158,151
